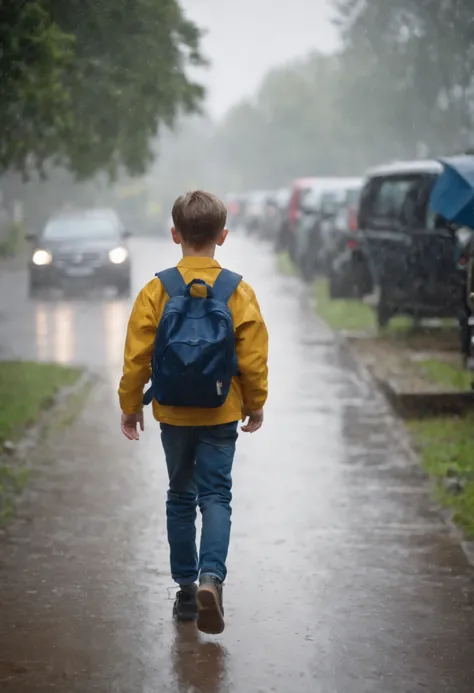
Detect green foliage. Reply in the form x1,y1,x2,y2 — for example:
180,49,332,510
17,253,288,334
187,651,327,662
0,0,204,179
0,1,73,173
336,0,474,159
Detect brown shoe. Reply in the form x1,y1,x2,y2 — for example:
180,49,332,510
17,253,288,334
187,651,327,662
196,575,225,635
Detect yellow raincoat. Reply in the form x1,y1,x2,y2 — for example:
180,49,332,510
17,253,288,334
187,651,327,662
118,256,269,426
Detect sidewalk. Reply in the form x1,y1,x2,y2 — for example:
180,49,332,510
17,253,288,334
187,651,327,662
0,236,473,693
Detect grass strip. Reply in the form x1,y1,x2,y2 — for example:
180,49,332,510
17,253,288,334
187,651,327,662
0,361,81,444
408,415,474,539
0,361,83,523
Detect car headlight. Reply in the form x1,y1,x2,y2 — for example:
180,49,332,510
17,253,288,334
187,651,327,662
108,247,129,264
32,249,52,266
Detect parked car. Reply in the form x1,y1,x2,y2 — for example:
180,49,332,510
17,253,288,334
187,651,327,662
244,190,272,236
225,193,248,230
319,182,372,299
27,208,132,298
293,178,362,281
357,159,467,328
284,177,323,261
463,231,474,368
319,183,363,267
262,188,291,242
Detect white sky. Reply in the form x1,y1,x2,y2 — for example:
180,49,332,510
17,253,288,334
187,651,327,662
180,0,339,118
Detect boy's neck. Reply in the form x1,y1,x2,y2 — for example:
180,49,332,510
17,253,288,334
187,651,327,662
181,243,216,259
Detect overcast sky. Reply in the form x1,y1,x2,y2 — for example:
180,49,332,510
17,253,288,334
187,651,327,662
180,0,339,118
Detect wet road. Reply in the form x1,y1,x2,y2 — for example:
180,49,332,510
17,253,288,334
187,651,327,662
1,235,474,692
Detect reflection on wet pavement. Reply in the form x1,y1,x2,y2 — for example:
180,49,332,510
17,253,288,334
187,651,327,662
0,236,473,692
171,624,228,693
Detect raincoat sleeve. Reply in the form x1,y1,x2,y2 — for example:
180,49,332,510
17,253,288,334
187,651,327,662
118,281,160,414
234,284,269,413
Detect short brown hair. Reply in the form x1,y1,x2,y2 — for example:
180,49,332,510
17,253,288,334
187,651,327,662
172,191,227,249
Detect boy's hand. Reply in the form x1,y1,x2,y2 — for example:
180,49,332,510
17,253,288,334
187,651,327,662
121,411,144,440
242,409,264,433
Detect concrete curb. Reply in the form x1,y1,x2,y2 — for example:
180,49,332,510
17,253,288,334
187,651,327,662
375,377,474,419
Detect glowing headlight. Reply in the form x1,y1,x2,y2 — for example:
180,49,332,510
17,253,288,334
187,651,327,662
32,249,52,266
108,247,128,264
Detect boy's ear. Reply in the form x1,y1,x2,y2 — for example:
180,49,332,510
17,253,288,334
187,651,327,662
171,227,181,245
216,228,229,247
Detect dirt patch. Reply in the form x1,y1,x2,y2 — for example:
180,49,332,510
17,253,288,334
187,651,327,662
349,334,463,394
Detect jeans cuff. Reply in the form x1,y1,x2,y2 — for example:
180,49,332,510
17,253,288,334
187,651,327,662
174,575,198,585
199,569,225,583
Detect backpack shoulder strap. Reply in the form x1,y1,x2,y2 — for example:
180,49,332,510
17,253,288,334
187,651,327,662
156,267,186,298
212,269,242,304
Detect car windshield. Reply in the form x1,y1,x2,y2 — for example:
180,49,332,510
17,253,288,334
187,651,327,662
43,217,119,241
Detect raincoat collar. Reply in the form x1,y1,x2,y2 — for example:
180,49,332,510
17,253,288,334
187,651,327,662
177,256,221,269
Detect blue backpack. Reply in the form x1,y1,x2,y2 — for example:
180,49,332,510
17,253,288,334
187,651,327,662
143,267,242,408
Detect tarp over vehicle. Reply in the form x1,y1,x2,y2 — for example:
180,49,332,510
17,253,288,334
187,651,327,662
430,155,474,229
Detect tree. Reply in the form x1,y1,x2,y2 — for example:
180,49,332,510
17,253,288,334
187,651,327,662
0,1,73,175
215,53,351,191
211,0,474,192
0,0,205,179
336,0,474,157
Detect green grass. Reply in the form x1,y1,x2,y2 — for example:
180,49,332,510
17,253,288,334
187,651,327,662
0,361,83,523
313,278,444,338
409,415,474,538
0,361,81,445
276,252,409,333
420,359,473,392
276,251,297,276
314,278,376,332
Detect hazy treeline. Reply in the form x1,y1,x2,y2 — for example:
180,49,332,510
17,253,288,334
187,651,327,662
159,0,474,195
2,0,474,227
210,0,474,191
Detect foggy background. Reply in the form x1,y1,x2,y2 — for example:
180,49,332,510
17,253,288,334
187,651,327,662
180,0,339,116
1,0,474,238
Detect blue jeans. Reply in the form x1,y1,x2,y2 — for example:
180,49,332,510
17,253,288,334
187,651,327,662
160,422,238,585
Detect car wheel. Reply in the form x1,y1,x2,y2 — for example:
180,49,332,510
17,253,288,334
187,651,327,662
300,254,315,283
460,314,474,370
329,268,349,299
376,289,392,330
353,254,373,297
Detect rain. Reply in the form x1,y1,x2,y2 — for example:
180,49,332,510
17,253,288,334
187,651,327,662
1,1,474,691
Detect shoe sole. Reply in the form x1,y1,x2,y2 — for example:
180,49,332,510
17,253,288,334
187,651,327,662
196,585,225,635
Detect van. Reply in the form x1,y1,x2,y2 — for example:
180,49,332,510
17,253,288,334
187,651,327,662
358,159,466,327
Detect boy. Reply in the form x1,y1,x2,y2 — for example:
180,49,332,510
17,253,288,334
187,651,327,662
118,191,268,635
